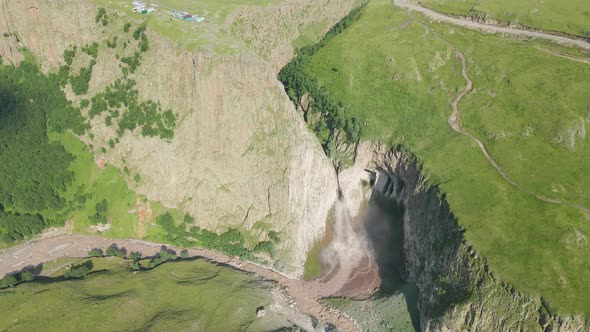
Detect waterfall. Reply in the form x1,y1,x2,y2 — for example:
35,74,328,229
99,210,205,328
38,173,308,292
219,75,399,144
320,194,374,291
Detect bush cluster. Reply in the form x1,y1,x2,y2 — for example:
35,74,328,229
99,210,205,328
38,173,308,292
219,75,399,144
148,246,178,268
64,260,93,279
0,267,38,289
0,60,86,243
95,8,109,26
278,5,365,156
156,212,277,260
105,244,127,257
89,199,108,225
88,78,176,141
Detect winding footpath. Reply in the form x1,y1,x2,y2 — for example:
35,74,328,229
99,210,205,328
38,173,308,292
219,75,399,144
396,1,590,214
449,50,590,214
393,0,590,51
0,234,360,332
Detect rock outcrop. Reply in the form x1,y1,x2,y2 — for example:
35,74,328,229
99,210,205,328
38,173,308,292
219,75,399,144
365,145,589,331
0,0,358,276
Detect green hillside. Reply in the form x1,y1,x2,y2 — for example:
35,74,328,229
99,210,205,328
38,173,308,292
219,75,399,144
416,0,590,37
0,257,291,331
0,17,277,258
283,0,590,317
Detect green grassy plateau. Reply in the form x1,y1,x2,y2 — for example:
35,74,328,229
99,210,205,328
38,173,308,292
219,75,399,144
302,0,590,317
416,0,590,37
92,0,280,52
0,257,288,331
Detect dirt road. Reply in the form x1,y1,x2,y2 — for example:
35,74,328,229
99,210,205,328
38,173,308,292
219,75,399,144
393,0,590,51
0,234,360,332
448,49,590,214
398,6,590,214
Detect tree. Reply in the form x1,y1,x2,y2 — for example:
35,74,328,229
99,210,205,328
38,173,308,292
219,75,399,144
88,248,103,257
63,47,77,65
64,260,93,279
0,275,18,288
147,247,177,269
105,244,126,257
180,249,189,258
89,199,108,225
20,270,34,282
129,261,140,271
133,24,147,40
128,251,142,261
95,8,107,24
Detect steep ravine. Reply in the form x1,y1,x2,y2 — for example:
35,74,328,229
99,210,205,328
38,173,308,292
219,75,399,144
0,0,361,276
362,144,589,331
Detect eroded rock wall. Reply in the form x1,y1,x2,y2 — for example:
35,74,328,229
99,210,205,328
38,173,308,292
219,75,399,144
366,145,589,331
0,0,358,275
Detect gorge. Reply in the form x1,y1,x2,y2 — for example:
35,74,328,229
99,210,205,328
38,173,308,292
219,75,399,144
0,0,589,331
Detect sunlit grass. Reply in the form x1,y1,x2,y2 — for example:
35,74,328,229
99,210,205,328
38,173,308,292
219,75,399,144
306,0,590,317
91,0,280,52
416,0,590,37
0,258,278,331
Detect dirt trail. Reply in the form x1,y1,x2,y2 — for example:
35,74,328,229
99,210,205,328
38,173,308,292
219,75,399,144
448,50,590,214
400,7,590,215
0,234,360,332
534,47,590,65
392,0,590,51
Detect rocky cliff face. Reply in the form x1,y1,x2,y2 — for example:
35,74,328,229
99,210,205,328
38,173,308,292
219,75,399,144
365,145,589,331
0,0,357,276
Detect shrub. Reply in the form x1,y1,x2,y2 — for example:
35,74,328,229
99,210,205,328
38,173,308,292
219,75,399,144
129,261,140,271
128,251,142,261
105,244,126,257
88,248,104,257
80,99,90,108
82,42,99,59
64,260,93,279
96,8,108,26
120,51,141,72
89,199,108,225
133,24,147,40
107,36,118,49
70,60,96,95
0,275,18,288
63,47,76,65
139,35,149,53
148,247,177,268
19,270,34,282
183,214,195,224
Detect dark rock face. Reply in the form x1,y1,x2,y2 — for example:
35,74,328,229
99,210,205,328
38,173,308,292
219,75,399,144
368,147,588,332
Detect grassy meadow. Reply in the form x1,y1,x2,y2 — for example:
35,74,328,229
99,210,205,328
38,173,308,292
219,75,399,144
325,284,420,332
304,0,590,317
50,132,145,238
415,0,590,37
0,257,288,331
92,0,280,52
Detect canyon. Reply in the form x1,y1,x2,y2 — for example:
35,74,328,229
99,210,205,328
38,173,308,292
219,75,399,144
1,0,589,331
